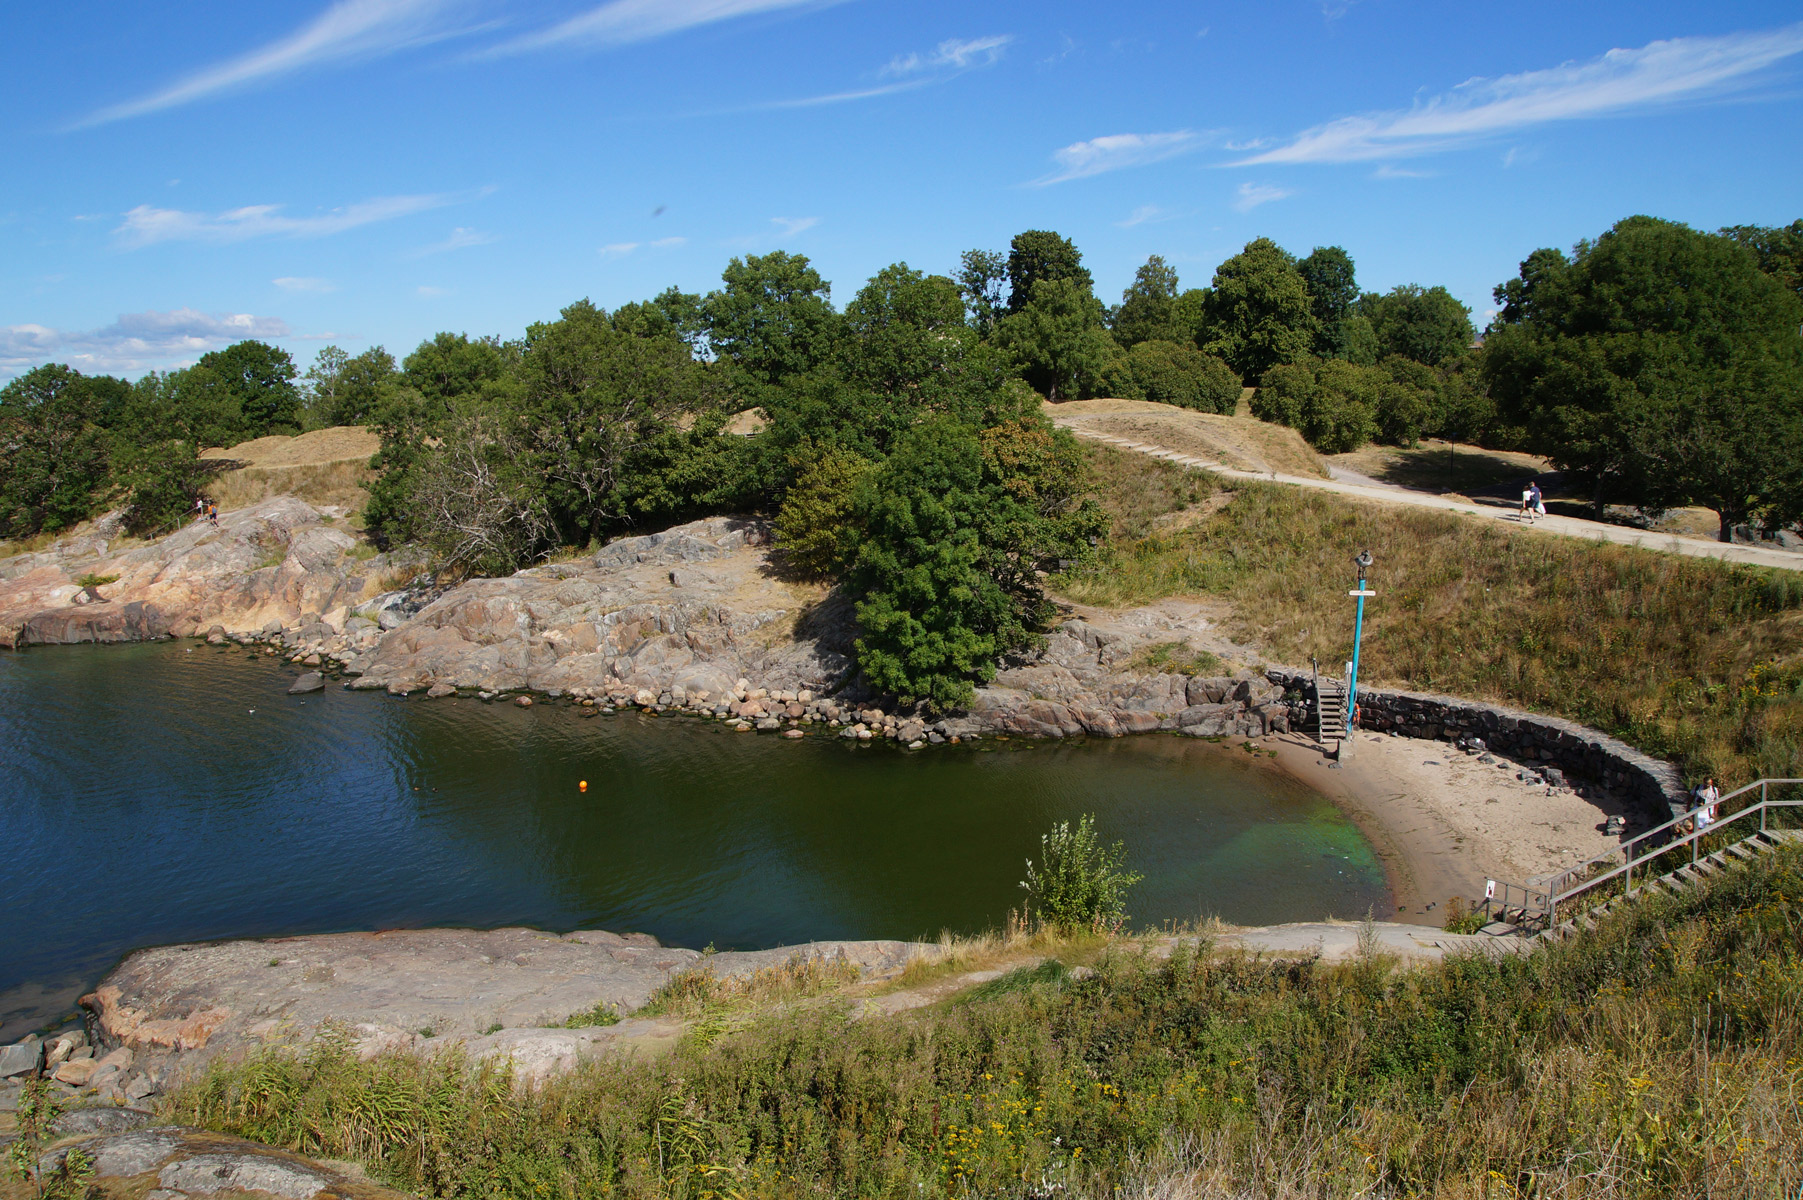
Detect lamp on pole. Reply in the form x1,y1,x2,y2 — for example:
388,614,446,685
1345,550,1375,757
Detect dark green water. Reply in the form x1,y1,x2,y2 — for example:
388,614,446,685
0,642,1386,1040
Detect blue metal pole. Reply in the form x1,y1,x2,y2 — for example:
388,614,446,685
1348,572,1367,720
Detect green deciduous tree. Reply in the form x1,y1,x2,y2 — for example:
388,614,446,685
1111,255,1182,347
956,249,1008,339
1005,230,1093,314
1201,238,1318,384
1361,285,1475,366
1721,219,1803,302
192,340,302,437
1298,245,1362,359
1483,215,1803,537
1020,813,1142,932
303,345,397,427
994,278,1118,401
703,252,840,387
0,365,113,537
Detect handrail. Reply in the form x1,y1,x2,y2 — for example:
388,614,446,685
1485,778,1803,930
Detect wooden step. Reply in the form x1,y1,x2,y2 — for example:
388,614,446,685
1724,842,1758,861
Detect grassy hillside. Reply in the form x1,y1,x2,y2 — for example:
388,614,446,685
199,426,379,512
173,845,1803,1198
1060,444,1803,785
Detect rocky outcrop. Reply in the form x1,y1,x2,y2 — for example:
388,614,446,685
0,499,419,649
72,927,932,1090
343,517,851,699
32,1125,411,1200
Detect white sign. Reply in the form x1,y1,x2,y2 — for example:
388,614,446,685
1349,589,1376,597
1484,879,1496,900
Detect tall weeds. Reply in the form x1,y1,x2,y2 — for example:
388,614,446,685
175,847,1803,1199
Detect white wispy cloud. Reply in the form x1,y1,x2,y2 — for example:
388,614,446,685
649,236,687,247
1232,182,1293,212
1371,164,1433,179
771,216,818,237
486,0,840,57
1235,21,1803,165
883,35,1011,76
115,193,458,247
273,276,336,292
1116,204,1168,228
598,242,640,258
74,0,475,127
412,226,497,255
1,309,290,378
1034,130,1206,185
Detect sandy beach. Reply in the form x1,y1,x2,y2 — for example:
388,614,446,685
1264,729,1639,925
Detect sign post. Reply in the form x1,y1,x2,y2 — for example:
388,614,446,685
1343,550,1375,760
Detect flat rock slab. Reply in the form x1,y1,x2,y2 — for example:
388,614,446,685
286,672,325,694
37,1126,410,1200
86,928,934,1080
1209,921,1521,963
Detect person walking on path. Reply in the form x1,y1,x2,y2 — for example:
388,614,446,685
1529,481,1546,522
1519,481,1537,522
207,502,219,528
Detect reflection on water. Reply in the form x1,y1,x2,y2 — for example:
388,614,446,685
0,641,1386,1039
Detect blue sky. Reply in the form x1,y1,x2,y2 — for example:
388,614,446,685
4,0,1801,381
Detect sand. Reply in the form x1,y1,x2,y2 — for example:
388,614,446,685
1262,730,1636,926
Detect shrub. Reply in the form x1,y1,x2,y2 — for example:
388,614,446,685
1121,341,1241,413
1019,814,1143,932
773,447,872,576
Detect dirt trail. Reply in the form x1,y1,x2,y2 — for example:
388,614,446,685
1054,418,1803,575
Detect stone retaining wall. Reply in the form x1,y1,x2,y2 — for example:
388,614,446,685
1269,669,1690,822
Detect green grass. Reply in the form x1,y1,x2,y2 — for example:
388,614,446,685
1057,444,1803,785
171,846,1803,1199
1122,640,1225,676
562,1004,620,1029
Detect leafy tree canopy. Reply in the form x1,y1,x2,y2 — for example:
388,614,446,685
1201,238,1318,384
1360,284,1474,367
702,251,840,388
1005,230,1093,314
1111,255,1182,348
995,277,1119,401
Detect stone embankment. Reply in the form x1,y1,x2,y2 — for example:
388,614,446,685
1267,670,1690,821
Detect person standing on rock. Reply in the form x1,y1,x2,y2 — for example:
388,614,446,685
194,497,206,523
208,502,219,527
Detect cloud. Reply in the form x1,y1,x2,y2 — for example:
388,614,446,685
883,34,1011,77
74,0,474,127
1034,130,1206,185
1371,164,1433,179
486,0,840,57
1,309,290,378
115,192,457,247
1235,21,1803,165
412,226,496,256
1319,0,1360,20
598,242,640,258
649,236,686,248
1232,183,1293,212
273,276,336,292
1116,204,1168,228
771,216,818,237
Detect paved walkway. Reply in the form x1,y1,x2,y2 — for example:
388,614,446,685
1055,420,1803,574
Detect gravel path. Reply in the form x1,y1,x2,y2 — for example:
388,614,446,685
1055,419,1803,574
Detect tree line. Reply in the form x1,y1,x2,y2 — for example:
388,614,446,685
2,215,1798,704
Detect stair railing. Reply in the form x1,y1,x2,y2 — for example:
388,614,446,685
1487,778,1803,931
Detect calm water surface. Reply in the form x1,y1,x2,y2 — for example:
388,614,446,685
0,642,1386,1039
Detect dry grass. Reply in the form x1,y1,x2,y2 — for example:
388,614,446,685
1050,399,1330,478
1061,444,1803,783
200,426,380,467
209,461,374,512
170,846,1803,1199
0,529,61,560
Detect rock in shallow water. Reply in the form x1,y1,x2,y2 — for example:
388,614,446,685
286,672,324,695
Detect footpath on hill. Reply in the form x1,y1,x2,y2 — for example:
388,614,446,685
1050,406,1803,575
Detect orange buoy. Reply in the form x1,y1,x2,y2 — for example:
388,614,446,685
579,780,588,793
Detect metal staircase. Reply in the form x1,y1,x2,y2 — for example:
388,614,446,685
1482,778,1803,940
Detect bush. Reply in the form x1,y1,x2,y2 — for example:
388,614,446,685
1120,341,1240,413
1252,359,1376,453
1019,814,1142,932
773,447,872,576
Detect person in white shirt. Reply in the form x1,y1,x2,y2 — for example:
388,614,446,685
1693,777,1720,829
